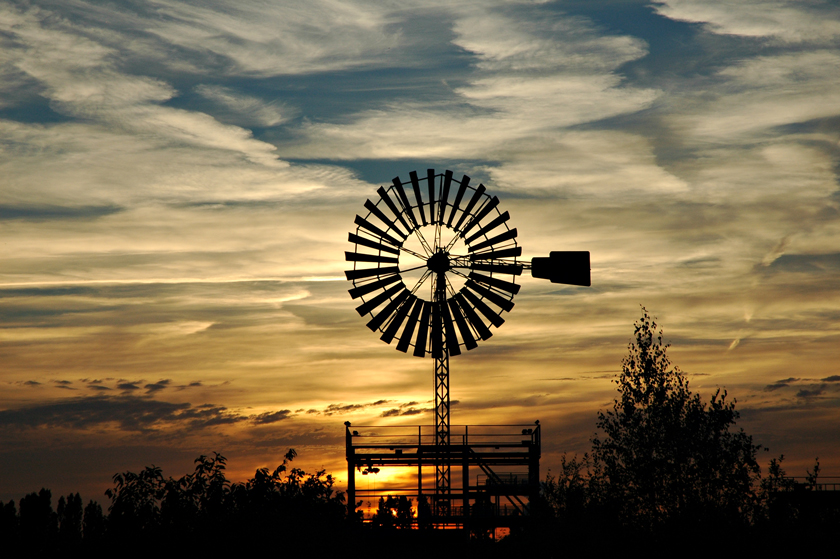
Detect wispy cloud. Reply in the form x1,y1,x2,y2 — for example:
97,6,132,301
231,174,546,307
653,0,840,44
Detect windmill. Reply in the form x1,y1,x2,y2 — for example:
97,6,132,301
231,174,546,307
345,169,590,516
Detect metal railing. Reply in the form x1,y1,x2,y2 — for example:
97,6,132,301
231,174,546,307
783,477,840,491
347,423,541,448
358,503,524,521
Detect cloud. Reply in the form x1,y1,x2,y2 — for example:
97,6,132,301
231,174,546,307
195,85,293,127
0,6,283,168
278,6,657,161
0,393,262,432
796,385,827,399
767,253,840,274
380,405,429,417
321,399,394,416
144,0,402,75
653,0,840,44
144,379,171,394
117,383,141,391
251,410,292,424
765,378,799,391
671,51,840,143
0,204,123,221
0,395,193,431
823,376,840,382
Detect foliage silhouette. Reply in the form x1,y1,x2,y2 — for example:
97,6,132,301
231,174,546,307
98,448,346,551
57,492,83,547
19,488,57,552
82,499,106,543
589,307,761,532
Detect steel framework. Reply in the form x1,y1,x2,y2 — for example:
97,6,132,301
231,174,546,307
345,422,541,532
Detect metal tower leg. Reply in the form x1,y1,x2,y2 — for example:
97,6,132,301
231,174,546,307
433,270,451,517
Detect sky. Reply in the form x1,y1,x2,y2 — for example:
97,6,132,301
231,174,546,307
2,0,839,504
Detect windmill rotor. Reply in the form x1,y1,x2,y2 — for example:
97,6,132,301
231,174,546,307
345,169,524,357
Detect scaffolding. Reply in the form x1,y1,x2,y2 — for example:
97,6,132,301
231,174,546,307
345,421,541,531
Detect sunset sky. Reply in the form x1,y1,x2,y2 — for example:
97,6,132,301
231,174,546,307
2,0,840,504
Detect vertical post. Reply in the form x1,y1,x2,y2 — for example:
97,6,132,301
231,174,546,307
433,271,451,518
418,425,423,497
528,420,541,514
462,446,470,524
345,421,355,519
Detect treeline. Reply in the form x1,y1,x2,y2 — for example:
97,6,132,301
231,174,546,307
0,449,348,554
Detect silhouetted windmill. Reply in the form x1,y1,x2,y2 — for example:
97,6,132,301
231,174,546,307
345,169,590,514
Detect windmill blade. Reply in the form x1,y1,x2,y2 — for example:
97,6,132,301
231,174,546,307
440,301,462,356
348,275,401,299
470,262,523,276
468,228,518,253
365,200,407,239
348,233,400,255
345,251,399,264
377,186,412,233
345,266,400,281
469,246,522,261
455,293,493,340
468,271,521,295
460,288,505,328
448,298,478,350
392,177,419,229
465,211,510,245
355,282,404,316
439,170,453,224
431,300,443,358
367,288,411,332
531,251,591,286
454,183,486,231
355,216,403,248
427,169,436,224
413,301,432,357
409,171,428,226
396,299,423,353
461,196,499,237
381,294,416,343
447,174,471,228
465,280,515,312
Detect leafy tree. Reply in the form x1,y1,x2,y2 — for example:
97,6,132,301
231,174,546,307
105,464,165,540
82,500,106,543
541,454,591,527
57,492,83,546
372,495,397,529
19,488,58,552
590,308,761,532
1,500,19,542
395,496,413,529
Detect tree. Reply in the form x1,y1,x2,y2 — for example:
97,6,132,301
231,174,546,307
82,500,106,543
57,493,83,546
19,488,57,550
590,308,760,532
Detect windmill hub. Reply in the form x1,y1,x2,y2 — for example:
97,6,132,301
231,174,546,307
427,250,450,274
